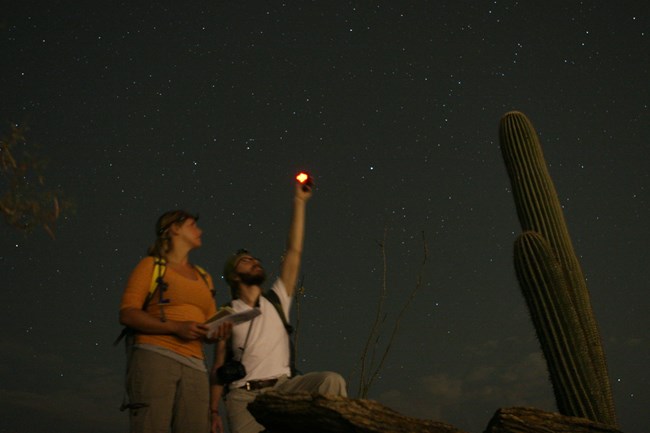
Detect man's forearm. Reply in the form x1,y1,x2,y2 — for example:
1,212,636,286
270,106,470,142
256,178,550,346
287,196,307,253
280,196,308,294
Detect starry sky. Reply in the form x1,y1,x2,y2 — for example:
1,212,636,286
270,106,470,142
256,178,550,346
1,1,648,432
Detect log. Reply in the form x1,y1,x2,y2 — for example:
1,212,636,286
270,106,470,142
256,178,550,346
248,391,468,433
248,393,626,433
484,407,624,433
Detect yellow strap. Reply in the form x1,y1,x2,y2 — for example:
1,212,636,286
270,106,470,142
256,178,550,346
194,264,207,277
148,258,211,293
193,264,213,290
149,257,167,295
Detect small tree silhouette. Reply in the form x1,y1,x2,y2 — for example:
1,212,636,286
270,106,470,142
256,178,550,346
355,229,428,398
0,123,72,238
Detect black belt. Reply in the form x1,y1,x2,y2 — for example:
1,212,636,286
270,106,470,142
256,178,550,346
240,378,279,391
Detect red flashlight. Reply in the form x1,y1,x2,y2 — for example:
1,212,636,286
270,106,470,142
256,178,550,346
295,171,313,191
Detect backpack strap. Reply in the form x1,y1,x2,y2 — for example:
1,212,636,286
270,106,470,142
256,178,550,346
146,257,167,311
193,264,213,293
146,259,214,320
113,257,167,346
262,290,293,334
151,257,167,293
262,290,298,375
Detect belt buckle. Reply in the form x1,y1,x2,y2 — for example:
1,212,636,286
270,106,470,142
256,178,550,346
245,382,252,391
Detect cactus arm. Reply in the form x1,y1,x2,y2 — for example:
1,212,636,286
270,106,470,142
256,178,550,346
515,231,600,419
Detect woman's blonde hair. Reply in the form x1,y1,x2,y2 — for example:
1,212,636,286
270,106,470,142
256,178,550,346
147,210,198,257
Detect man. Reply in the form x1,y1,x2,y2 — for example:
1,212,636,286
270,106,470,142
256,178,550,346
210,181,347,433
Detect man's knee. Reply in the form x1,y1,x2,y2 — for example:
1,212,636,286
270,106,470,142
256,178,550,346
318,372,347,397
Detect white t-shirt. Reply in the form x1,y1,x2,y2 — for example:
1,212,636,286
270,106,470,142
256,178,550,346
229,278,291,388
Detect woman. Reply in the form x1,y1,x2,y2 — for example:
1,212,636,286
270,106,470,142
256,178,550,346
119,210,229,433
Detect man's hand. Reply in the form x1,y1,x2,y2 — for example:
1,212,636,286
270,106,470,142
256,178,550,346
295,179,313,201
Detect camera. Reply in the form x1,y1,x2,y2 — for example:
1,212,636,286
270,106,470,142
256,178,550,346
216,360,247,384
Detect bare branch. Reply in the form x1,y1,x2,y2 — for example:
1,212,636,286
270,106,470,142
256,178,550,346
357,228,389,397
366,231,428,390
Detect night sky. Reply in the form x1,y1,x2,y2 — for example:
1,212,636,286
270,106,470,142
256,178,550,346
1,2,648,433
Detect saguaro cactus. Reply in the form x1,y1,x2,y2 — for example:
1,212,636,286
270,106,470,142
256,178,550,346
499,111,617,426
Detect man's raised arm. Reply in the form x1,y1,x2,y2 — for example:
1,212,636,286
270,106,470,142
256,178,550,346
279,181,312,296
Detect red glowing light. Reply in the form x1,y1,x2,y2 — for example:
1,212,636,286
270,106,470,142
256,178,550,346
296,172,310,184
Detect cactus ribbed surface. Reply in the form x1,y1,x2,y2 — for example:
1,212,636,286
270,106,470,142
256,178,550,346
499,111,617,426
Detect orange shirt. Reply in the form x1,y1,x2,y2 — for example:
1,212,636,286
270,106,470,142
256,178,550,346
120,256,217,359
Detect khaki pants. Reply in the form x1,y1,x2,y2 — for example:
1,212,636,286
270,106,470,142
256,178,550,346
225,372,347,433
127,349,209,433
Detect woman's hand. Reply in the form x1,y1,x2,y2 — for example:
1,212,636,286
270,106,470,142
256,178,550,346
205,321,233,343
211,410,224,433
172,321,209,340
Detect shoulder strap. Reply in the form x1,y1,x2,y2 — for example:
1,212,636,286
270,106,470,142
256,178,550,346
151,257,167,291
262,291,292,334
194,263,208,277
143,257,166,309
113,257,167,346
262,290,298,375
144,259,212,317
193,264,213,293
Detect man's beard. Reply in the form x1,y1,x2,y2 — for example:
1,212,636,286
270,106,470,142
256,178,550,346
238,267,266,286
